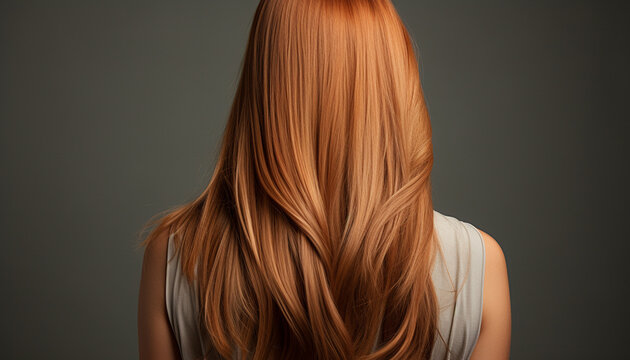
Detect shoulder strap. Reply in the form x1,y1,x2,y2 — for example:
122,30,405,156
431,210,486,359
165,233,208,359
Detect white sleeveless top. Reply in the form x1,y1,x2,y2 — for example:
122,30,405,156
165,209,486,360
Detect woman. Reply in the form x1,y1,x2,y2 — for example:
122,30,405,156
138,0,511,359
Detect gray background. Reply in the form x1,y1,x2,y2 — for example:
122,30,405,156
1,0,628,358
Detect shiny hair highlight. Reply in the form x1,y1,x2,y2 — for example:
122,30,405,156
140,0,442,358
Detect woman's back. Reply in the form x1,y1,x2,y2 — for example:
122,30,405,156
165,209,486,360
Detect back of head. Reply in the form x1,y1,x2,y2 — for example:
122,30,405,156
142,0,439,359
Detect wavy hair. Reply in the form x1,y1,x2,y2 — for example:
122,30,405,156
140,0,441,358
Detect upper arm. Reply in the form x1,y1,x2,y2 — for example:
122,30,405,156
138,229,182,360
470,228,512,360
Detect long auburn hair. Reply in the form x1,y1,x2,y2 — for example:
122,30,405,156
140,0,442,358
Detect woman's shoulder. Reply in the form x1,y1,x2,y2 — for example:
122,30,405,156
431,209,507,304
432,209,486,265
138,228,183,359
431,209,511,359
432,209,504,266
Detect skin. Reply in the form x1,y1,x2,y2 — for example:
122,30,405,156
138,228,181,360
470,229,512,360
138,227,512,359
